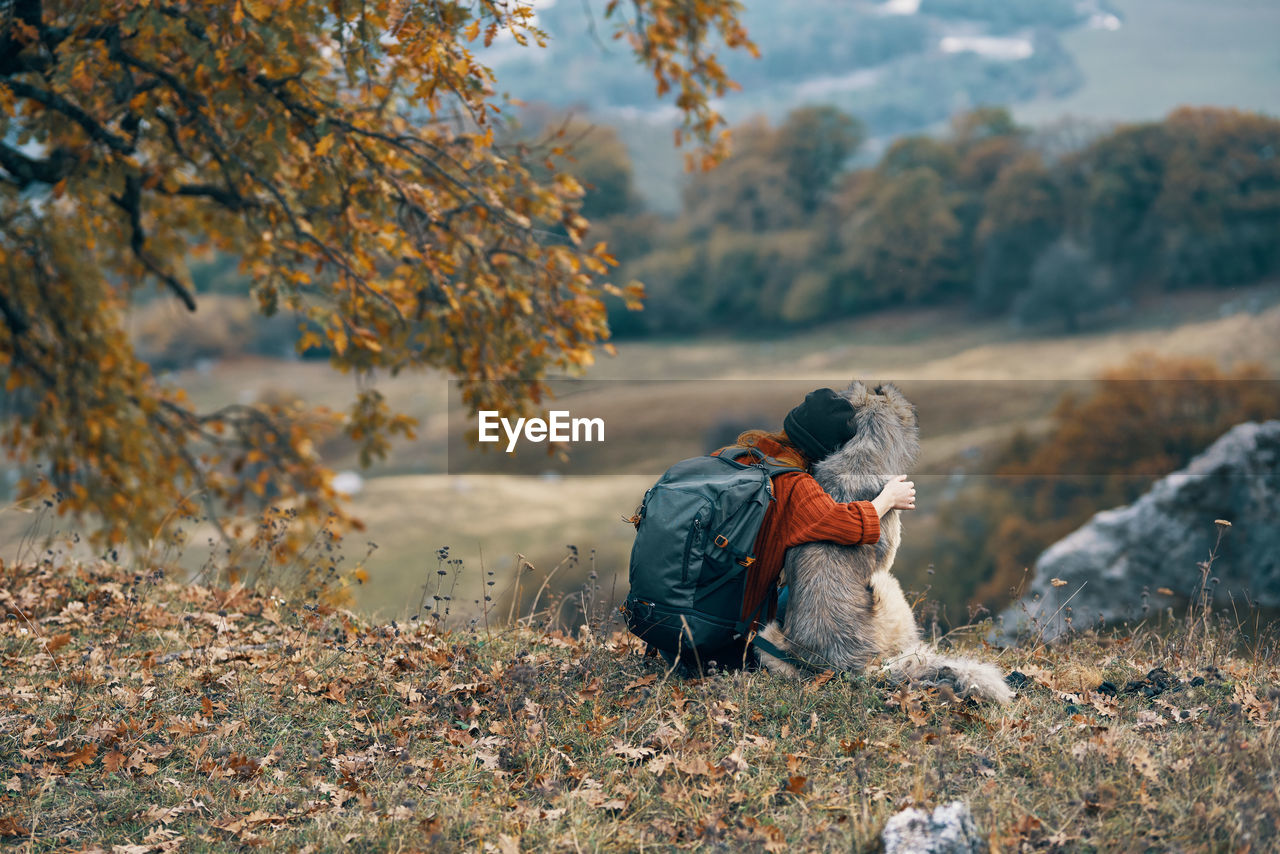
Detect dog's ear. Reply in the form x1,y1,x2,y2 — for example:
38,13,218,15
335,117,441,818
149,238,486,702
844,379,865,398
878,383,919,429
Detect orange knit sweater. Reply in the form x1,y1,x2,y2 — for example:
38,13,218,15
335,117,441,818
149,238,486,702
717,437,881,627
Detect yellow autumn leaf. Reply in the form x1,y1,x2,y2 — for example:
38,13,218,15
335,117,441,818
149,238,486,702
241,0,272,19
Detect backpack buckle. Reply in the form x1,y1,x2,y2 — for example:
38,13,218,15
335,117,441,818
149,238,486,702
737,555,755,567
714,534,729,549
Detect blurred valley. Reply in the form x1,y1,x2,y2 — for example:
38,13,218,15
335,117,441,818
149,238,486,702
3,0,1278,629
7,285,1278,624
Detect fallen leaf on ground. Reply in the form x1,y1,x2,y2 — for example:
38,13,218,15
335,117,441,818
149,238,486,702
61,742,99,769
784,775,809,795
611,741,655,761
624,674,658,691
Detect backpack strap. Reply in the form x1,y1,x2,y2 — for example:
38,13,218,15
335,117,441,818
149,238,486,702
714,444,807,671
712,445,804,477
734,593,769,640
750,632,811,672
733,592,810,670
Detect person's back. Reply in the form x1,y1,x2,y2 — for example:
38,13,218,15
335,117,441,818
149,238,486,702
699,389,917,669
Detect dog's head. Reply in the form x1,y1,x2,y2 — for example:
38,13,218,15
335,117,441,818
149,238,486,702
814,381,919,482
841,381,918,437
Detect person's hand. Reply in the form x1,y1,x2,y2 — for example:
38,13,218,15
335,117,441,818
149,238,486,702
871,475,916,518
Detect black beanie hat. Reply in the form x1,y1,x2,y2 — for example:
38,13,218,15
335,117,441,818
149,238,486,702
783,388,857,463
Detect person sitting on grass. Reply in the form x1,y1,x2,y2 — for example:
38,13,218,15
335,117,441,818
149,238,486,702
705,388,917,670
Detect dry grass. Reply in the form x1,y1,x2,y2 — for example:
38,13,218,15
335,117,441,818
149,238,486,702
338,474,653,619
1,556,1278,852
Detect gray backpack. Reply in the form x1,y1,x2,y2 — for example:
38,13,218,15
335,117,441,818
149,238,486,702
622,446,802,662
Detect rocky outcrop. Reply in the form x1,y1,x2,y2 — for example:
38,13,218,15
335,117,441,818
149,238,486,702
882,801,985,854
1001,420,1280,636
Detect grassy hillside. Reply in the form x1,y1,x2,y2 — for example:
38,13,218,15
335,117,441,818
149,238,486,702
1,558,1277,851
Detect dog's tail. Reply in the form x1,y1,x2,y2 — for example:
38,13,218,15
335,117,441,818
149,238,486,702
883,643,1014,704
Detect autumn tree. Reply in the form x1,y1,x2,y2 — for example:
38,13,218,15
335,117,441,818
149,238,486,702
0,0,753,553
1145,108,1280,287
876,133,958,180
775,105,864,213
681,115,803,234
1013,237,1112,332
973,152,1062,312
618,106,1280,335
828,112,1020,310
517,108,642,222
1059,119,1170,281
835,166,961,305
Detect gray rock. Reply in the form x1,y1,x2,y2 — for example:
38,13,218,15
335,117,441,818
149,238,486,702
1001,420,1280,636
882,801,985,854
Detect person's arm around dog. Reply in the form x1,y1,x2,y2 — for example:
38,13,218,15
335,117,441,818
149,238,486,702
871,474,916,518
775,473,915,551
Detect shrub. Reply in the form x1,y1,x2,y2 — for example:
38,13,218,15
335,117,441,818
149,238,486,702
1014,239,1119,332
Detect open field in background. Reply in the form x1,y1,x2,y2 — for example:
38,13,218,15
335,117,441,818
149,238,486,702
340,474,654,621
1015,0,1280,125
3,285,1279,622
349,286,1280,620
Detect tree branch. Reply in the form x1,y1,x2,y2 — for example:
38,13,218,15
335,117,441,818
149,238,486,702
0,280,31,336
1,265,58,387
111,173,197,311
2,79,133,153
166,182,258,211
0,140,73,187
0,0,44,75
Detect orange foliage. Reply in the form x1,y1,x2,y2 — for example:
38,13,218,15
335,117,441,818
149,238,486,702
0,1,751,558
1001,353,1276,517
957,355,1278,611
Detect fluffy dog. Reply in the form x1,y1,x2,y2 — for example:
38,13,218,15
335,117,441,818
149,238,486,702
755,381,1013,703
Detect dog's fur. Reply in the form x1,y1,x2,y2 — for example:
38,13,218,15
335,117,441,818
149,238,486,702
755,381,1013,704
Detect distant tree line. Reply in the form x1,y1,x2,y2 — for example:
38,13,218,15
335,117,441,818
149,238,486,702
593,105,1280,337
143,105,1279,365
